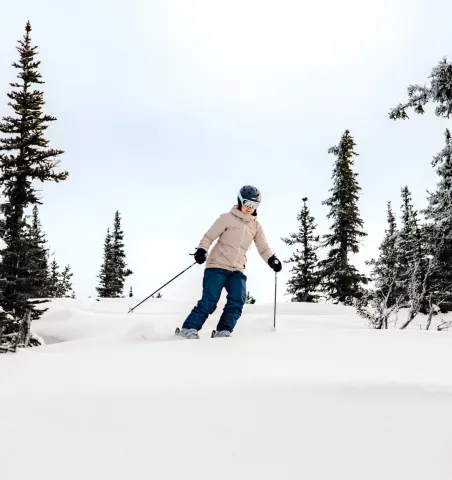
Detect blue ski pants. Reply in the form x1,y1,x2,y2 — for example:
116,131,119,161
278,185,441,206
182,267,247,332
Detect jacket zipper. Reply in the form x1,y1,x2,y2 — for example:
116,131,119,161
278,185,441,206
233,223,246,268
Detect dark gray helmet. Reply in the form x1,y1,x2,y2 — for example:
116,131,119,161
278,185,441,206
238,185,261,209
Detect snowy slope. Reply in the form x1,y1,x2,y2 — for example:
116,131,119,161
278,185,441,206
1,298,452,480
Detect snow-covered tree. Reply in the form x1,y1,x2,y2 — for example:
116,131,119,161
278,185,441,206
366,202,402,309
390,57,452,319
423,129,452,312
356,272,403,329
396,186,429,308
282,197,320,302
398,187,422,269
399,258,433,329
318,130,368,305
366,202,400,298
390,57,452,120
0,22,67,348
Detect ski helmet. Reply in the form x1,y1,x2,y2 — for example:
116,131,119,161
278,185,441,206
238,185,261,210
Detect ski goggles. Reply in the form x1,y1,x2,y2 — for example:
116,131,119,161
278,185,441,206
241,198,260,210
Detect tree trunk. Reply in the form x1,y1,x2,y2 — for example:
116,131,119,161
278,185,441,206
400,308,417,330
23,310,32,346
425,306,435,331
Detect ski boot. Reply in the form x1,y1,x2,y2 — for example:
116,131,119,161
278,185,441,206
211,330,231,338
175,327,200,339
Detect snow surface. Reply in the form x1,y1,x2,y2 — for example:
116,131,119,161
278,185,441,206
2,298,452,480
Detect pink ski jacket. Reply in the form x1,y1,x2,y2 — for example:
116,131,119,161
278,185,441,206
197,206,274,273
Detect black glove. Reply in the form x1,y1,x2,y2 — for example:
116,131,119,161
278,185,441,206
194,248,207,264
268,255,282,273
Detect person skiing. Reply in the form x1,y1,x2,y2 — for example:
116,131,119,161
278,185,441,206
176,185,282,339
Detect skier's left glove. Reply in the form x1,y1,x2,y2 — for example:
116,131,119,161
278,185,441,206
268,255,282,272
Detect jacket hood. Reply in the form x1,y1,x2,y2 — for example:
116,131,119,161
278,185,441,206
231,205,257,221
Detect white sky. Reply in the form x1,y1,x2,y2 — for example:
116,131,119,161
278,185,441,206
0,0,451,306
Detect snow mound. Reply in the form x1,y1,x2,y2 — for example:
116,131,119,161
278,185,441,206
1,298,451,480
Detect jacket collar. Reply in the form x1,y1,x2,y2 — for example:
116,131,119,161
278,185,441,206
230,205,254,223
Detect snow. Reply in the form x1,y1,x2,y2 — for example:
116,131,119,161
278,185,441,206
1,298,452,480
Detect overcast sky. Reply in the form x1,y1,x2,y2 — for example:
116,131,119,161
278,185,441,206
1,0,451,307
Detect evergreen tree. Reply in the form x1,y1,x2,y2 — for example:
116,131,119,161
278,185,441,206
27,206,49,298
318,130,368,305
397,187,425,294
110,211,132,297
47,259,60,297
58,265,73,297
390,57,452,121
20,206,51,318
96,228,114,297
245,292,256,304
0,22,67,337
423,129,452,311
282,197,320,302
390,57,452,316
46,259,73,298
366,202,402,308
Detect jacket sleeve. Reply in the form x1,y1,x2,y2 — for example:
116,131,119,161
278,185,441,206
197,214,228,251
254,222,274,263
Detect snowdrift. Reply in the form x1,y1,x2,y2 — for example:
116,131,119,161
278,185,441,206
1,298,451,480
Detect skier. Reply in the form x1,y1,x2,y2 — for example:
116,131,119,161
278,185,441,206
176,185,282,339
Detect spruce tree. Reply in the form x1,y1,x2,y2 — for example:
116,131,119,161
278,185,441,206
390,58,452,315
397,187,425,294
390,57,452,120
282,197,320,302
0,22,67,335
318,130,367,305
27,206,49,298
423,129,452,311
47,259,60,297
366,202,402,307
20,206,51,318
96,228,114,297
110,211,132,298
58,265,73,297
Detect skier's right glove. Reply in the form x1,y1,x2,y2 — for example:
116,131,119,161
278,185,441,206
194,248,207,264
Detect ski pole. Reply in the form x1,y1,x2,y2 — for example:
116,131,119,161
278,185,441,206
273,271,277,330
128,262,197,313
